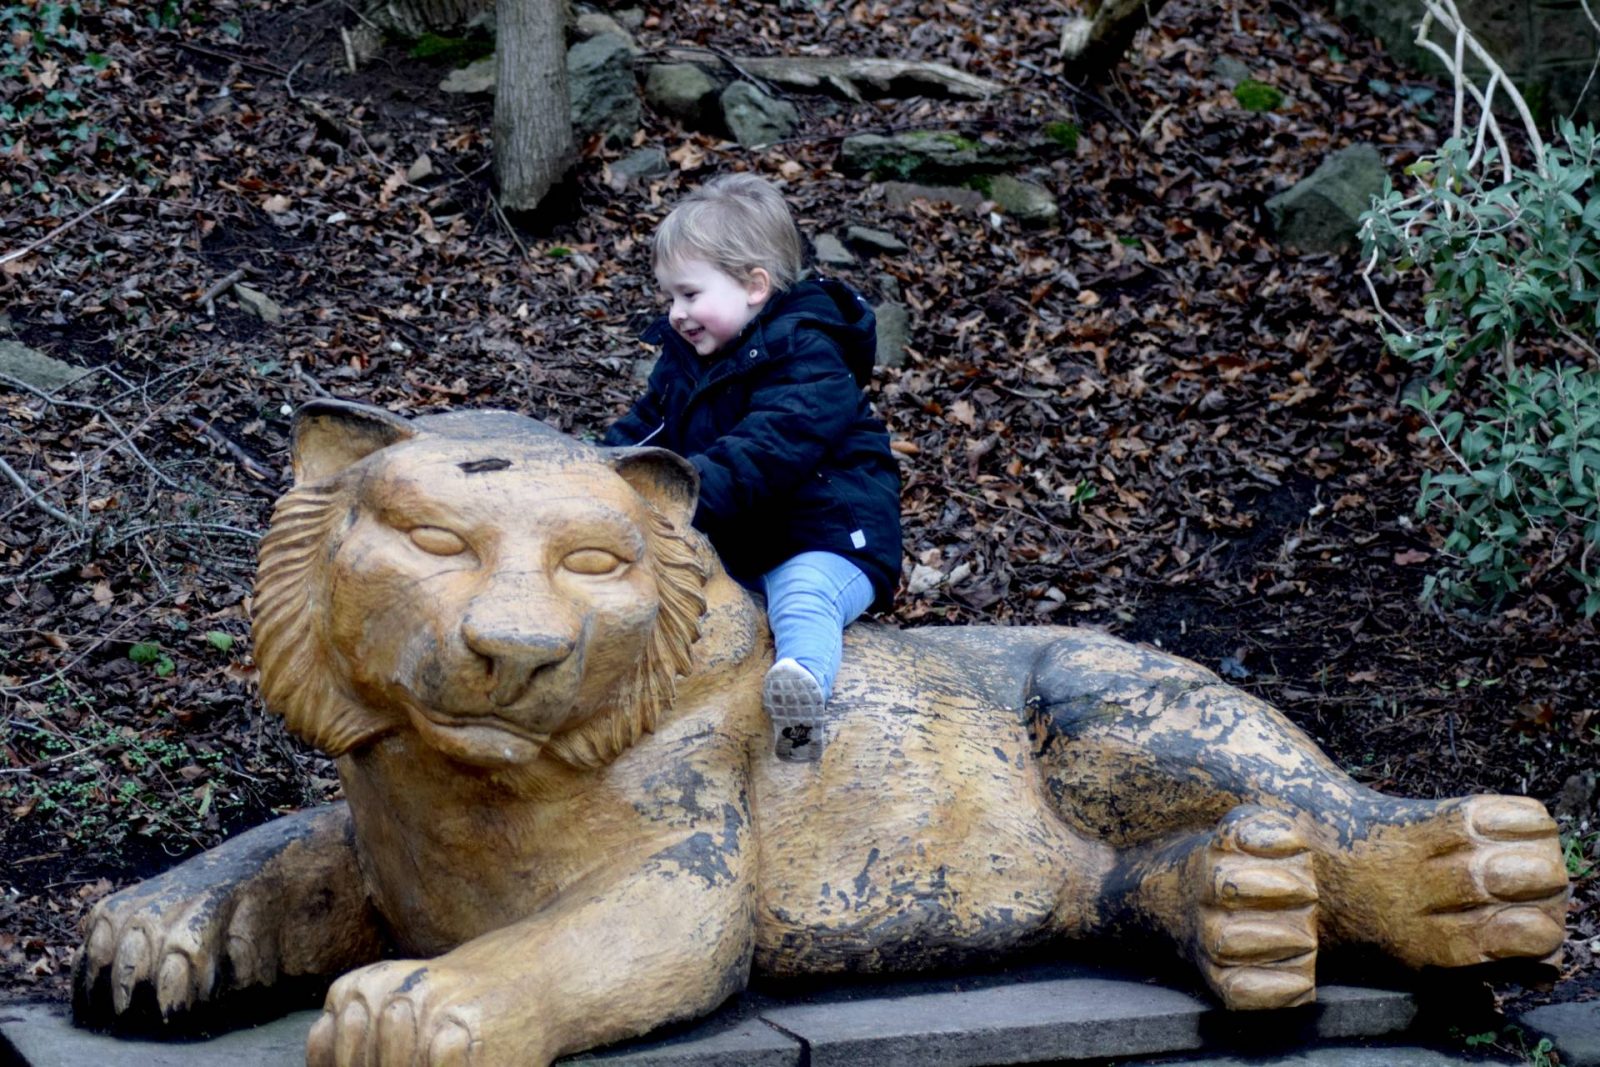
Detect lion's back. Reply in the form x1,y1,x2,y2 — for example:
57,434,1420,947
748,623,1087,973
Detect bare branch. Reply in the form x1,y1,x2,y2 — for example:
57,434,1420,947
0,452,81,527
0,185,128,265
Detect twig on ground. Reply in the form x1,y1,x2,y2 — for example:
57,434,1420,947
0,371,182,491
0,453,80,527
172,39,286,77
489,194,532,260
196,268,247,316
294,363,335,398
0,185,128,265
184,415,280,485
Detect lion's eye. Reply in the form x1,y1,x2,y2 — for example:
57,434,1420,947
409,526,467,556
563,548,627,576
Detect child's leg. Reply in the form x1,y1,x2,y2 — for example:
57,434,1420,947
761,551,873,761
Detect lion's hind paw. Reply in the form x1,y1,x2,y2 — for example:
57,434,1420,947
1398,795,1567,969
1194,806,1320,1011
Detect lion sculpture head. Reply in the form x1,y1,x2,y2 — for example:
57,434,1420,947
251,401,712,771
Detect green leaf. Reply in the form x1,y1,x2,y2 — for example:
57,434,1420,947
128,641,162,665
204,630,235,653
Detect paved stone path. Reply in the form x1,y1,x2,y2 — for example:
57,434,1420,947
0,959,1479,1067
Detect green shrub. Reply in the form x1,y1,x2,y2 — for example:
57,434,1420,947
1362,120,1600,616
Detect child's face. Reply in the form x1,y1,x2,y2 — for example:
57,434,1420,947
655,257,771,357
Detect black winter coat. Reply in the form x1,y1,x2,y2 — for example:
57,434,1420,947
603,279,902,610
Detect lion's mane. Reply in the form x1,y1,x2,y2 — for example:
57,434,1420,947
251,476,710,769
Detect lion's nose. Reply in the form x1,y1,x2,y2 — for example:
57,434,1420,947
461,621,575,706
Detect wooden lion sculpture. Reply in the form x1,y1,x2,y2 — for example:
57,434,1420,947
75,400,1568,1066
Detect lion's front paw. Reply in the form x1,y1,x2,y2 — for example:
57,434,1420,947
309,959,527,1067
1191,806,1319,1011
75,879,277,1021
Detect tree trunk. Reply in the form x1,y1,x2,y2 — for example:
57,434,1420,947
494,0,575,213
1058,0,1174,83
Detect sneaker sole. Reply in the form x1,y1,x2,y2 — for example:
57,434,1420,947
765,664,826,763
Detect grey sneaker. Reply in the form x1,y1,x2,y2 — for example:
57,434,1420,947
764,658,826,762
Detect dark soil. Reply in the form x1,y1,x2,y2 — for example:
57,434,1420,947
1,0,1595,1044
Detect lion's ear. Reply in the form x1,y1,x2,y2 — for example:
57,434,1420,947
610,447,699,530
292,400,416,484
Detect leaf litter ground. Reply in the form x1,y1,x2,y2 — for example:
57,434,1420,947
1,0,1596,1035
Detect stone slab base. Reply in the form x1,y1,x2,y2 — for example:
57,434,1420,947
0,963,1419,1067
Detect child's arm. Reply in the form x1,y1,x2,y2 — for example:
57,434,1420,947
689,339,860,525
602,361,671,447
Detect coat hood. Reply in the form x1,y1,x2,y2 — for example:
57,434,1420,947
757,278,878,386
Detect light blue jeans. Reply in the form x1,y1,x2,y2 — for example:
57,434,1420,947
762,551,874,702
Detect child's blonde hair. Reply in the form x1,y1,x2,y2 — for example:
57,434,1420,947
653,173,804,291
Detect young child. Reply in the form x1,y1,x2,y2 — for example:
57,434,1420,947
604,173,902,762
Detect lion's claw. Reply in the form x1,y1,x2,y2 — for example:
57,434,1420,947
75,879,283,1023
110,928,152,1013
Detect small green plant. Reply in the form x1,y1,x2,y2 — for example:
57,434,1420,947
1460,1026,1556,1067
128,641,176,677
204,630,235,653
1042,120,1079,152
1563,829,1598,878
1233,79,1284,112
407,31,493,65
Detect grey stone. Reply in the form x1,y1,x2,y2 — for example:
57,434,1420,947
719,81,798,147
569,34,640,146
845,225,908,255
0,972,1423,1067
0,1003,799,1067
611,7,645,30
0,1003,316,1067
0,339,92,393
880,180,986,213
840,130,1070,181
988,174,1059,227
439,54,495,94
631,355,658,385
1266,143,1386,254
1522,999,1600,1066
574,11,638,50
1210,56,1251,87
233,283,283,324
813,233,855,267
761,977,1209,1066
611,147,671,186
841,131,1011,180
1149,1047,1516,1065
1310,984,1418,1039
563,1012,798,1065
1553,769,1599,821
874,272,902,300
874,300,911,368
645,63,719,124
